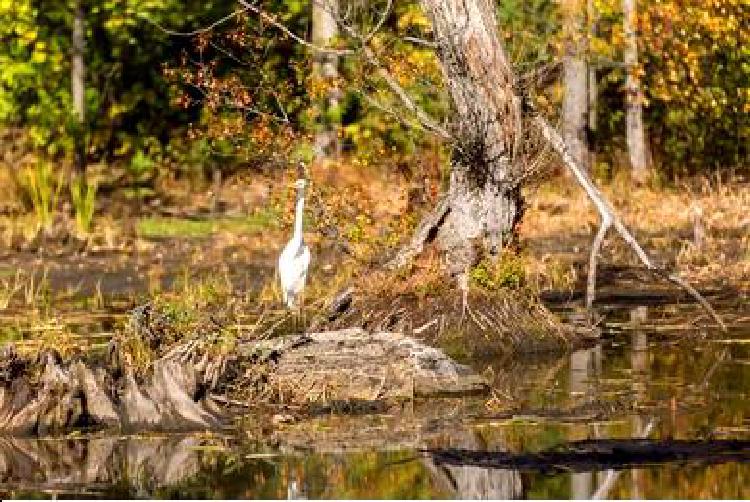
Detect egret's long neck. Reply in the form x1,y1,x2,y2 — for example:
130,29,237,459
293,186,305,242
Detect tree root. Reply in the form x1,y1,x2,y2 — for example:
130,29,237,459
0,338,226,436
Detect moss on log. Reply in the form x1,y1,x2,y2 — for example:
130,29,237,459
235,328,489,403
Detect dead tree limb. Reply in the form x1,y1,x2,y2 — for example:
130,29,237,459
533,115,726,331
334,15,452,140
364,48,451,140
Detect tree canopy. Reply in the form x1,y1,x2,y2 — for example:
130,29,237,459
0,0,746,178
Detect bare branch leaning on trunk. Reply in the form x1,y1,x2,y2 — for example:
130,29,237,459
531,109,726,331
341,8,724,331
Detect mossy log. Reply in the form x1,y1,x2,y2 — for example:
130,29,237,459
235,328,489,403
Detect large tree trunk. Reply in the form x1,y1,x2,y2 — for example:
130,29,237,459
414,0,524,277
312,0,340,158
71,0,86,176
562,0,590,172
622,0,650,182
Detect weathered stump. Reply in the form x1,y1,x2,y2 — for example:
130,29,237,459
0,345,224,436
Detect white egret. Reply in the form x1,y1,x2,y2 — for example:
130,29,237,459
278,178,311,309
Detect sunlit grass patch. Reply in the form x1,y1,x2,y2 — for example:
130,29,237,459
137,210,280,239
470,251,527,291
522,174,750,289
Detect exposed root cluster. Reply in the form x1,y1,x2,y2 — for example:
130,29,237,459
0,297,498,436
0,305,230,436
313,266,584,360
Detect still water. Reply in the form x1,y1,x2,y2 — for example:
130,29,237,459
1,300,748,499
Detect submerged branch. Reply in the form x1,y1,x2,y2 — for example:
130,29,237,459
424,438,750,473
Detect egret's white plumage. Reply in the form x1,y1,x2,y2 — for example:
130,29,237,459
278,179,311,308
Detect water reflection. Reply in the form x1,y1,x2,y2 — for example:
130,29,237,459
421,429,523,499
2,433,747,499
0,435,206,497
569,346,601,500
430,463,522,499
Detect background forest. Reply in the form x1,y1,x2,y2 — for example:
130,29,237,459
0,3,748,498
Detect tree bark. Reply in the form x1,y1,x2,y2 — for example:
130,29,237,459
413,0,524,276
622,0,650,182
71,0,86,176
562,0,590,171
587,0,598,168
312,0,340,158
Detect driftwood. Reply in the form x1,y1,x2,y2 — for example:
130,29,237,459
425,438,750,473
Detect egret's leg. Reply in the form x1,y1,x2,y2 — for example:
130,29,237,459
300,290,306,330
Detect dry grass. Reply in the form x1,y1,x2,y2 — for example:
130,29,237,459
521,174,750,292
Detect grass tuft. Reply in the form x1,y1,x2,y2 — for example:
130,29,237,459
136,210,279,239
